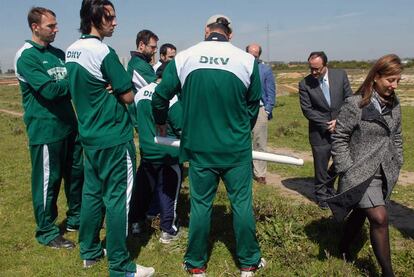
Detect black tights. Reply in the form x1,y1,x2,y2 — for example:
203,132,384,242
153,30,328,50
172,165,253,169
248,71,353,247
339,206,394,277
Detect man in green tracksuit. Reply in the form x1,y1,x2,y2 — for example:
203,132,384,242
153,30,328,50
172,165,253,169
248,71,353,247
127,30,181,237
14,7,83,249
65,1,154,277
131,61,183,244
127,29,159,130
127,29,158,93
152,14,265,277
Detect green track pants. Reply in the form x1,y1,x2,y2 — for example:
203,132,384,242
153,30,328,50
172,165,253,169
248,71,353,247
80,141,137,277
29,132,83,245
184,163,261,269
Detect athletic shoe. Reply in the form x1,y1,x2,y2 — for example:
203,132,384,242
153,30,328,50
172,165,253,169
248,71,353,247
183,263,207,276
125,264,155,277
47,236,75,249
83,259,99,268
159,231,180,244
66,226,79,232
240,271,254,277
131,221,145,237
146,214,159,221
240,258,266,277
83,249,106,268
317,201,329,210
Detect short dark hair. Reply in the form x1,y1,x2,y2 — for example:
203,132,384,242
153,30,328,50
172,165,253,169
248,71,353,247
135,29,159,48
207,17,232,36
308,51,328,66
159,43,176,56
27,7,56,30
156,61,170,79
79,0,114,34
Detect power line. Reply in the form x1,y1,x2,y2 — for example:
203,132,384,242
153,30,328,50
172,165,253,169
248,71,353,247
265,23,270,62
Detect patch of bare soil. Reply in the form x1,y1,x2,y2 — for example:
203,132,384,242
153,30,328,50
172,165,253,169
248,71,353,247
397,170,414,186
279,72,306,79
268,147,313,162
0,78,18,86
401,73,414,84
269,147,414,186
264,172,313,204
264,148,414,236
278,84,298,95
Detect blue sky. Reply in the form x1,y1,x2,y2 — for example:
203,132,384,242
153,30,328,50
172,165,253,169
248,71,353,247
1,0,413,70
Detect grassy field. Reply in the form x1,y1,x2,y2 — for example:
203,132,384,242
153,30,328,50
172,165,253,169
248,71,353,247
1,70,413,276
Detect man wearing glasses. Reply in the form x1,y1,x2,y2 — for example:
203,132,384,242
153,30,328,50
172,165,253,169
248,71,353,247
126,29,160,236
128,30,159,92
299,51,352,209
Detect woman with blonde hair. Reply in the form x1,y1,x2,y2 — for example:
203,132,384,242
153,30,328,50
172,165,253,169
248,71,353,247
327,54,403,277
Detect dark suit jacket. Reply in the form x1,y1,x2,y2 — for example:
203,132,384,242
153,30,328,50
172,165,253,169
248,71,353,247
299,68,352,146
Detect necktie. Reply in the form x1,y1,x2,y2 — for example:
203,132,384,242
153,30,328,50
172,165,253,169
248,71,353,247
320,78,331,106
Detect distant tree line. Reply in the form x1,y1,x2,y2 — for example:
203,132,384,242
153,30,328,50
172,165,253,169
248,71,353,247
1,58,413,76
270,58,414,71
0,68,16,75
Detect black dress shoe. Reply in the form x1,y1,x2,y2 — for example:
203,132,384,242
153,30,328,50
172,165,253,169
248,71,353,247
47,236,75,249
326,187,337,197
317,201,329,210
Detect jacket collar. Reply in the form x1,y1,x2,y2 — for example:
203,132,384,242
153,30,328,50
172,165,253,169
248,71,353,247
205,32,229,42
362,102,381,120
80,34,101,40
361,102,389,130
26,40,48,50
130,51,152,63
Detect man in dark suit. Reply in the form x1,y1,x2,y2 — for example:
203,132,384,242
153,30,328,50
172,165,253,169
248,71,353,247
299,51,352,209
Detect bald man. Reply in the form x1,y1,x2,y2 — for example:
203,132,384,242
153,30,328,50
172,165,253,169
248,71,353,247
153,15,265,277
246,43,276,184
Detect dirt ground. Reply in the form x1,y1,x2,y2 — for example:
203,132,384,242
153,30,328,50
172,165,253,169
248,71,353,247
265,147,414,235
1,101,413,235
277,70,414,107
0,78,18,86
269,147,414,186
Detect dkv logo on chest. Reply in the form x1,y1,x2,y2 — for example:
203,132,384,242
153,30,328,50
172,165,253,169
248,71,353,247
199,56,229,65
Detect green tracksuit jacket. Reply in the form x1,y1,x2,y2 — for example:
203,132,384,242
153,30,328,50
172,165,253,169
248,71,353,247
152,37,262,167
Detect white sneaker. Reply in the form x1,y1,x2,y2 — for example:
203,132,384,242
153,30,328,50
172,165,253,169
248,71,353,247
159,231,180,244
240,258,266,277
66,226,79,232
240,271,254,277
258,258,266,269
192,273,206,277
128,264,155,277
82,249,106,268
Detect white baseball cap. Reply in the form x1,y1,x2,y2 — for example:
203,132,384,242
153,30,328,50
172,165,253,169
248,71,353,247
205,14,232,32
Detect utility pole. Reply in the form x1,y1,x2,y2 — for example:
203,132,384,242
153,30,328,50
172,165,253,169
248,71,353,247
265,23,270,62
